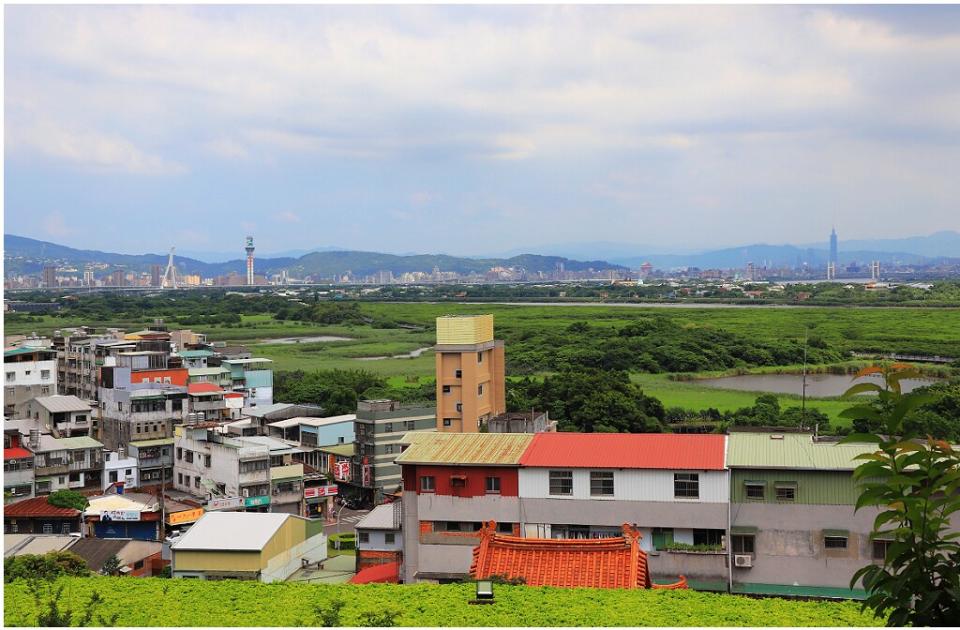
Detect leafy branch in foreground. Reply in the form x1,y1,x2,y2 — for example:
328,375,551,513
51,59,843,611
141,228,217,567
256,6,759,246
840,364,960,626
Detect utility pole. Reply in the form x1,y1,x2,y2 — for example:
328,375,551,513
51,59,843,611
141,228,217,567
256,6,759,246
801,327,808,431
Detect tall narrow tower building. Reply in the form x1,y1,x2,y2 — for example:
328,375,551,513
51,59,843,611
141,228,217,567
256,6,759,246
829,227,838,268
435,315,506,432
245,236,255,285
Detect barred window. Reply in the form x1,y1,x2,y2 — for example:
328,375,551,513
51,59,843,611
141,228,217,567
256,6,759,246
590,471,614,496
674,473,699,499
549,470,573,496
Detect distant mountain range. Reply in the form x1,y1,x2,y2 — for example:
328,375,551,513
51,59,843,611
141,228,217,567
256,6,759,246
518,231,959,269
5,230,957,278
2,235,623,279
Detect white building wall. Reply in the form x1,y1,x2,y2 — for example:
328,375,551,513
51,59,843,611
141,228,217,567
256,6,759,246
518,468,729,503
102,452,140,490
357,529,404,552
5,359,57,387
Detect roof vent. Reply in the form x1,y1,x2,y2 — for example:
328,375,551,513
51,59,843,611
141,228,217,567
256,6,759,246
770,434,784,440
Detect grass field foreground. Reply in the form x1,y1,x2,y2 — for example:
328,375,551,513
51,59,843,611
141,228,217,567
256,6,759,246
4,577,881,627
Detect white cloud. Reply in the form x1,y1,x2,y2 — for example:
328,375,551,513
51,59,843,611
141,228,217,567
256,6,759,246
9,121,185,175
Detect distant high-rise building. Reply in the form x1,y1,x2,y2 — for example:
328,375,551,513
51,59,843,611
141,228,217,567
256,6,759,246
871,261,880,281
746,262,755,281
245,236,255,285
151,264,162,287
42,266,57,288
826,262,836,281
83,269,95,287
435,315,505,433
829,227,838,268
111,270,126,287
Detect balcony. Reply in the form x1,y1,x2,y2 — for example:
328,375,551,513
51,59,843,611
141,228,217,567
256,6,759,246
239,470,269,485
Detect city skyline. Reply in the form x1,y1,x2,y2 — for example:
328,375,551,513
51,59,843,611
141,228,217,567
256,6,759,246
6,5,960,254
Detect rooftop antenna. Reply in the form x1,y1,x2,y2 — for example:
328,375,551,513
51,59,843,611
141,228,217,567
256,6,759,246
161,247,180,289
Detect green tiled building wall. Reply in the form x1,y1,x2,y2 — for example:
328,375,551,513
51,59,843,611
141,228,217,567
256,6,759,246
731,469,860,505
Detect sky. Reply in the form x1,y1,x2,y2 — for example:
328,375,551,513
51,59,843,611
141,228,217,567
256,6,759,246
5,5,960,258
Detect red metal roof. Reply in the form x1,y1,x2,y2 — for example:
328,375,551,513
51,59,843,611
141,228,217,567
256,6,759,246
187,383,223,395
3,496,81,518
470,521,686,590
519,433,726,470
349,561,400,584
4,447,33,460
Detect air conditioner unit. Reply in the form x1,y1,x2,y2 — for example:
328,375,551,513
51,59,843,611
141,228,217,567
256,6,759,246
242,488,250,498
734,554,753,568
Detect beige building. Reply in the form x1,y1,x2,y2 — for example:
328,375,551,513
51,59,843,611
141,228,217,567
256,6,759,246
171,512,326,582
434,315,505,433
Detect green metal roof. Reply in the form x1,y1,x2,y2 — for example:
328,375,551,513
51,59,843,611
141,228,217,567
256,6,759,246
726,432,878,471
130,438,175,447
53,436,103,449
4,346,55,357
177,350,214,358
317,444,355,457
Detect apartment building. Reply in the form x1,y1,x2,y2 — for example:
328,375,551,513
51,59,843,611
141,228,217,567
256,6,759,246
28,432,105,495
269,463,305,515
174,426,273,513
516,432,729,588
53,332,134,401
221,358,274,406
4,346,57,414
397,432,533,583
128,438,174,487
726,432,898,596
344,400,436,506
102,449,139,491
355,503,403,571
4,428,35,500
15,395,94,438
98,366,188,450
434,315,505,433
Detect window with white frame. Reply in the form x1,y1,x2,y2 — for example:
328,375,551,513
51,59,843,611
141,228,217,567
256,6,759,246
549,470,573,496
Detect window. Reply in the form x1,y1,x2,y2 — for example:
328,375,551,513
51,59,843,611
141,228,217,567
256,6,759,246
358,532,370,544
590,471,614,497
385,533,396,544
43,524,54,534
62,522,71,534
385,423,393,433
5,372,14,382
451,475,466,488
485,476,501,494
126,469,132,476
873,539,893,561
204,455,211,468
674,473,699,499
442,385,451,394
133,560,144,570
176,448,182,461
443,418,452,427
775,484,796,502
41,386,50,395
178,473,183,485
405,421,415,431
385,444,394,455
745,482,765,500
732,535,755,554
497,522,514,534
420,476,435,492
194,476,201,488
477,384,484,396
455,369,462,378
693,529,724,546
549,470,573,496
477,351,483,363
109,471,118,483
455,402,462,412
825,536,848,549
41,370,51,380
184,451,193,463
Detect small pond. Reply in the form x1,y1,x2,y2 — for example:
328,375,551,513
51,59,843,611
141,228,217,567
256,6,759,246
697,373,939,397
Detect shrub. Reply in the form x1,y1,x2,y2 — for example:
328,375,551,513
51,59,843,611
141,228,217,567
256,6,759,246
46,489,88,511
4,551,90,583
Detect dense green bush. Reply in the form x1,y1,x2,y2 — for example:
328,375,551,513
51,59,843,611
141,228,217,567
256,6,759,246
46,490,88,511
4,552,90,583
3,577,881,626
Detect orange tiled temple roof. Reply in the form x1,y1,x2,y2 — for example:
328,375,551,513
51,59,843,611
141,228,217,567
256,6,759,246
470,521,687,590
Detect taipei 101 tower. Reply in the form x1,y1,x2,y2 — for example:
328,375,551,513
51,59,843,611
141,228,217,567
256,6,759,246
245,236,255,285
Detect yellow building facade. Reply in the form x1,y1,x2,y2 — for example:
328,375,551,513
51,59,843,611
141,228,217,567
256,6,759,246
434,315,505,433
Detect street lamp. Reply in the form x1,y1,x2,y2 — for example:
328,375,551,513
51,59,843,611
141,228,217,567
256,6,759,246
474,579,494,603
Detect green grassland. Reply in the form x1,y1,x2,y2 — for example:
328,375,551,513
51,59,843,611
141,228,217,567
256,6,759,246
630,373,857,425
4,577,880,627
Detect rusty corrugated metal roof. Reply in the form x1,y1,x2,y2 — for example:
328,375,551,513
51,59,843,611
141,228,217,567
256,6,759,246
394,432,533,466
